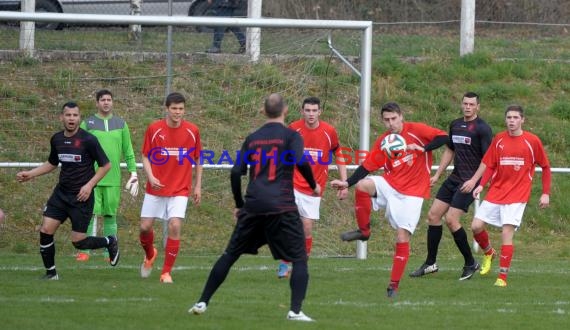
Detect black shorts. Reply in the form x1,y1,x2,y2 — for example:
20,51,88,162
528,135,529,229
43,186,94,233
435,177,475,213
225,210,307,262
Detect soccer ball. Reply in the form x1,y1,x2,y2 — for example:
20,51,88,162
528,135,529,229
380,133,407,159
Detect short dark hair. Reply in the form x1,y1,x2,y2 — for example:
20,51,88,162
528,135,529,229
505,104,524,117
380,102,402,115
463,91,480,104
96,89,113,101
264,93,286,118
61,101,79,113
302,96,320,109
165,92,186,107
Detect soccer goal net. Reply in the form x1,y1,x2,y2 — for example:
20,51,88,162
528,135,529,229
0,13,376,258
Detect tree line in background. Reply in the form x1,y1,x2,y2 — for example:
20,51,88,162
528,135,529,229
263,0,569,23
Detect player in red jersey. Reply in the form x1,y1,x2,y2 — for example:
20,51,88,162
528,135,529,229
463,105,551,287
138,92,203,283
332,102,447,297
277,97,348,278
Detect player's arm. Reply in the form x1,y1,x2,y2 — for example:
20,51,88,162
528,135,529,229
337,162,348,182
331,138,383,190
77,161,110,202
409,134,448,152
193,164,203,205
142,153,164,190
17,136,61,182
331,165,370,190
81,161,111,199
122,123,139,196
462,138,496,195
192,130,203,204
331,142,349,199
462,123,495,194
78,138,111,201
296,162,319,195
16,162,58,182
536,141,551,209
431,145,454,185
336,162,349,199
230,141,249,210
539,165,551,209
462,162,492,197
230,166,244,209
122,123,138,173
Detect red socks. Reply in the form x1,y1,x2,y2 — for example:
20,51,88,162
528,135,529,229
390,242,410,286
305,237,313,256
473,230,493,254
139,230,155,260
140,231,181,275
162,238,180,275
498,244,514,281
355,189,372,237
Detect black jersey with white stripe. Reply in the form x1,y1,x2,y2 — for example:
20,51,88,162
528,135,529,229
447,117,493,182
231,122,315,215
47,128,110,193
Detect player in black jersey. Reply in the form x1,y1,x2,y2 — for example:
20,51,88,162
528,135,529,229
189,93,320,322
16,102,119,280
410,92,493,280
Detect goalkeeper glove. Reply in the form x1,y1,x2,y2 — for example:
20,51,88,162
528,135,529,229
125,172,139,197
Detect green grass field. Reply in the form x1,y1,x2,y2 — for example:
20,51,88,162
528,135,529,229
0,252,568,329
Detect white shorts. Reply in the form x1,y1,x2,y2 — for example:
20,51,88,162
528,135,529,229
294,189,321,220
140,194,189,221
474,201,526,228
368,176,424,234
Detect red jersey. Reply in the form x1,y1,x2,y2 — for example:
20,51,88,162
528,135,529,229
362,122,447,199
289,119,340,196
142,119,202,197
480,131,550,204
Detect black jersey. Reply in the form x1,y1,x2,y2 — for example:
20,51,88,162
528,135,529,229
48,128,110,193
231,122,316,215
447,117,493,182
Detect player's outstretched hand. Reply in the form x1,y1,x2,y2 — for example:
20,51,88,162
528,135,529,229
16,171,33,183
330,179,348,190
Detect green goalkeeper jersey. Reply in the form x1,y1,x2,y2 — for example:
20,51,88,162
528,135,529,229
81,113,137,187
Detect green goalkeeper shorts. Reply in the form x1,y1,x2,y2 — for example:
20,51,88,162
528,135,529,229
93,185,121,216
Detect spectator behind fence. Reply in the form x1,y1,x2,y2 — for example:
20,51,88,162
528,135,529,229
205,0,246,54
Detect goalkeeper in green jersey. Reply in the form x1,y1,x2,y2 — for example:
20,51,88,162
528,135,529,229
76,89,138,261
